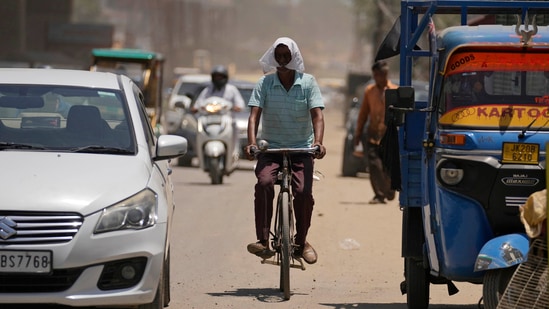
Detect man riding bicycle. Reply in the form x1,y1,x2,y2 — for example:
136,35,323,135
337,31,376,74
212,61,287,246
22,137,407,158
244,37,327,265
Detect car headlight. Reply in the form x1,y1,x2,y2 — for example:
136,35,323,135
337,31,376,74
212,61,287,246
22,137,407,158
94,189,158,234
439,167,464,186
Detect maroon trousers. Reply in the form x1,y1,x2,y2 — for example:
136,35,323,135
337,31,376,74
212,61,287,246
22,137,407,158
253,153,315,246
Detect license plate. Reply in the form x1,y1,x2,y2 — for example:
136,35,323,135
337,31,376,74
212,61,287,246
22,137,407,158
501,142,539,164
0,250,52,273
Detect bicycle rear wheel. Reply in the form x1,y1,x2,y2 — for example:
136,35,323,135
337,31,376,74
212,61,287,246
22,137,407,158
279,191,291,300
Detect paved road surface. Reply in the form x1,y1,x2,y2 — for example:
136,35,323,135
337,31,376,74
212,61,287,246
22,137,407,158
5,94,486,309
167,101,484,308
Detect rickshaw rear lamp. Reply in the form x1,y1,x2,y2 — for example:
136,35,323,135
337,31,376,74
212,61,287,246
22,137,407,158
440,133,466,145
440,167,464,185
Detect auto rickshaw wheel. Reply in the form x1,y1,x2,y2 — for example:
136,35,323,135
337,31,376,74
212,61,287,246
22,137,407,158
482,266,516,309
405,257,430,309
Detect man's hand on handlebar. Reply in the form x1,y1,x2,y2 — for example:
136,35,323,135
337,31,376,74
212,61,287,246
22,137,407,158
245,144,257,161
312,143,326,159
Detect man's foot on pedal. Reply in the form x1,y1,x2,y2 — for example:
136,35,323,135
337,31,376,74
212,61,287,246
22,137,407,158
294,242,317,264
247,241,275,259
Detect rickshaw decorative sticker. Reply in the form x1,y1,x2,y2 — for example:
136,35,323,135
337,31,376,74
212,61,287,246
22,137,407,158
440,105,549,127
444,51,549,75
441,50,549,127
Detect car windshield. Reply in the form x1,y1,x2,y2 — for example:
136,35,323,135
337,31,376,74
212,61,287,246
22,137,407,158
177,82,207,97
439,51,549,129
0,85,135,153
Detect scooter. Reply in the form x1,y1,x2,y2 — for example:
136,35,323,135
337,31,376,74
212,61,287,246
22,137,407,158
195,96,239,184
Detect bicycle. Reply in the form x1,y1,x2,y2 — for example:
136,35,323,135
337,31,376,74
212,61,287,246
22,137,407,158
251,140,320,300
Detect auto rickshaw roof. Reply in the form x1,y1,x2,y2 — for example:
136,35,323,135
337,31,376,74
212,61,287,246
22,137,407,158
92,48,164,62
439,25,549,47
438,25,549,70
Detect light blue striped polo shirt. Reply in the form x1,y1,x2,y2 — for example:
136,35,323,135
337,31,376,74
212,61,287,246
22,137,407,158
248,72,324,148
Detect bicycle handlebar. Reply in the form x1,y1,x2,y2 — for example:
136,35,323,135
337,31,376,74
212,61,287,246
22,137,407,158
250,145,320,157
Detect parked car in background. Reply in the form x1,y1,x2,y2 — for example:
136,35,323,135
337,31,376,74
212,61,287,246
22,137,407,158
230,79,256,158
165,74,210,166
342,95,368,177
0,68,187,308
341,80,429,177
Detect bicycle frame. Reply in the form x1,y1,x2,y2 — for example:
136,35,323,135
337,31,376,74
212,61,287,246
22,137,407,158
258,148,316,270
271,151,305,270
253,145,318,300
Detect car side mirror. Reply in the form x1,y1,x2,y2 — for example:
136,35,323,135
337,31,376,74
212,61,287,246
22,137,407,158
173,95,192,111
155,135,188,161
385,86,415,126
174,101,186,109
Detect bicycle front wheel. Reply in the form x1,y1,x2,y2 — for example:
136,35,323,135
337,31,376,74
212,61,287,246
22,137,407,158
279,191,291,300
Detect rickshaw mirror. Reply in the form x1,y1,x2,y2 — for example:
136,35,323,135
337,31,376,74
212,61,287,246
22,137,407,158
386,86,415,110
386,86,415,126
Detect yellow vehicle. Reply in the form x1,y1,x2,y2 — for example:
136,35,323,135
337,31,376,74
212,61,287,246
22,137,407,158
90,48,165,135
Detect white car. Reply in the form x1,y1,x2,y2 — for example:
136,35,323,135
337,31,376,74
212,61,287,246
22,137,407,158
167,74,211,111
0,68,187,308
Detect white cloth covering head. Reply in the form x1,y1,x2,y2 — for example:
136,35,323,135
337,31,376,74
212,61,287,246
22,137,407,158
259,37,305,74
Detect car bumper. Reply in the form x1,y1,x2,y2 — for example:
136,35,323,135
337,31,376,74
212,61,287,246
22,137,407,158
0,211,167,307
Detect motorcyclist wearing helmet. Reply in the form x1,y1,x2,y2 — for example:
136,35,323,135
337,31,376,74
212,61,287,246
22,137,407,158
193,65,246,160
193,65,245,112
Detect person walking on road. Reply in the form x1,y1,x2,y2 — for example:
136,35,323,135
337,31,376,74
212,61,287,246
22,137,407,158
244,37,327,264
354,60,396,204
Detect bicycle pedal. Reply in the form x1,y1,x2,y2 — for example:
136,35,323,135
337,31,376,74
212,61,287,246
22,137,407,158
261,259,278,266
291,257,306,270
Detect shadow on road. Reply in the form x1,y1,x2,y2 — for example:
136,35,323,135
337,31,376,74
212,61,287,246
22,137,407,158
319,303,480,309
207,288,481,308
208,287,302,303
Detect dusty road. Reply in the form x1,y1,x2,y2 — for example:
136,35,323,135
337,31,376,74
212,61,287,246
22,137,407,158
168,102,484,308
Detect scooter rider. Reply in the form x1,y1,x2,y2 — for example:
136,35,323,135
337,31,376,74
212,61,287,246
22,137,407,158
192,65,245,163
193,65,245,112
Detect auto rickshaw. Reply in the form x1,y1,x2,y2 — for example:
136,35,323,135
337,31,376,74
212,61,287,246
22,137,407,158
379,1,549,308
90,48,166,135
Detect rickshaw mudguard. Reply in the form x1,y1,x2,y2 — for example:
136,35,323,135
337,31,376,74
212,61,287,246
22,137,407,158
474,233,529,271
430,187,492,280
